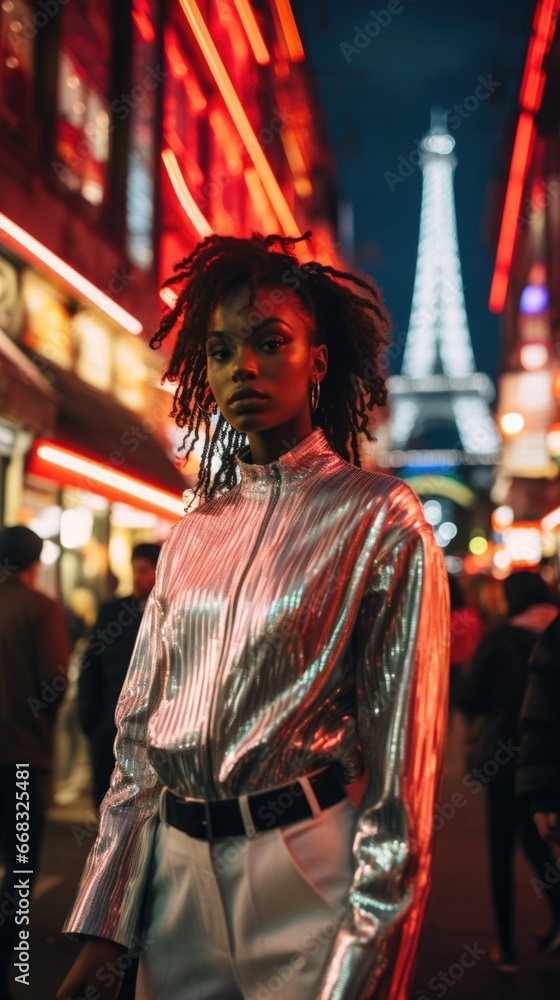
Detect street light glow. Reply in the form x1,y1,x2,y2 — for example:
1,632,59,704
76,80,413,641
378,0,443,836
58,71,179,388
500,411,525,436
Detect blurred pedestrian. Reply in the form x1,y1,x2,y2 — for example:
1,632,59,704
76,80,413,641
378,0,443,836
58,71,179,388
0,525,70,1000
456,569,560,972
54,587,98,805
58,232,449,1000
78,544,161,810
516,611,560,955
448,573,483,712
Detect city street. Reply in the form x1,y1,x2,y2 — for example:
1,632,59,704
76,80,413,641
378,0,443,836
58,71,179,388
1,1,559,999
6,713,559,999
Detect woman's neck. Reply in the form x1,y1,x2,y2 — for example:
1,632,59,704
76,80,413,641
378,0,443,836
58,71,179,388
245,416,314,465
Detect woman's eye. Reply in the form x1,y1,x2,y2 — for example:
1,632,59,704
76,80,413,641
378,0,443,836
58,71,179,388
208,347,230,360
260,337,285,352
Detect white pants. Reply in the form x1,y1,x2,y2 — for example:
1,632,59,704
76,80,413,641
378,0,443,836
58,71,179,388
136,795,358,1000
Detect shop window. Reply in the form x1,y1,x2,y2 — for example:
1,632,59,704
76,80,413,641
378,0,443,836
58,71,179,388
55,2,111,206
0,0,34,132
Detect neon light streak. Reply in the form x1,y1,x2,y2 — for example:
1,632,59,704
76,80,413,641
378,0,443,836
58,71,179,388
244,167,278,232
542,505,560,532
272,0,305,61
177,0,302,237
162,148,213,237
0,212,143,335
165,27,188,77
520,0,559,110
280,128,312,197
183,73,207,111
132,0,155,42
234,0,270,64
488,113,536,313
132,9,155,43
35,443,185,518
489,0,560,312
160,286,179,309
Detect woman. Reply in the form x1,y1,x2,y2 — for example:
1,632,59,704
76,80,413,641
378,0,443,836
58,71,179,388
58,233,449,1000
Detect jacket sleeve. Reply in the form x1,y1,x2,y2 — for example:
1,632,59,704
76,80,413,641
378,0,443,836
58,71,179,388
62,588,165,948
317,489,449,1000
516,615,560,814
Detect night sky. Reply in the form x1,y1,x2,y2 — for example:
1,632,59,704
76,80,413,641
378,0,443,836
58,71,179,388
293,0,533,385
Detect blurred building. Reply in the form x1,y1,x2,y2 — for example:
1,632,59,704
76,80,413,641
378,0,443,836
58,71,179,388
0,0,338,603
488,0,560,572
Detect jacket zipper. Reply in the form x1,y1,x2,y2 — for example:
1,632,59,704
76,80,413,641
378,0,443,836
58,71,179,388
204,468,282,798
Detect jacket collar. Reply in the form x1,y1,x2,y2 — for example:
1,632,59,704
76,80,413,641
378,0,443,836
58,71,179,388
234,427,336,488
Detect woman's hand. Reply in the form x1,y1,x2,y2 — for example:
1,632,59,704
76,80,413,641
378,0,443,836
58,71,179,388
56,937,128,1000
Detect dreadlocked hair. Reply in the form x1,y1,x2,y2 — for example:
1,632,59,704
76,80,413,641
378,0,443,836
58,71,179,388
150,231,392,506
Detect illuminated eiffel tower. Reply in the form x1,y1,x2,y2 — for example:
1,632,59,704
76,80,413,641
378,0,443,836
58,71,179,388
387,109,500,468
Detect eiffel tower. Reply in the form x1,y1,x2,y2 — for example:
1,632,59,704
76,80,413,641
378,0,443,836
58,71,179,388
386,109,501,468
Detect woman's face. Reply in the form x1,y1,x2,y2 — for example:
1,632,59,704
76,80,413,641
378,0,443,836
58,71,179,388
206,283,327,436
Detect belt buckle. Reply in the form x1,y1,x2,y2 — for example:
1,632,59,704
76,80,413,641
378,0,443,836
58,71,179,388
201,799,213,840
180,794,213,840
238,793,258,839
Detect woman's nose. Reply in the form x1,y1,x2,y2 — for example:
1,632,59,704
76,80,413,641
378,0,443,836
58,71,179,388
230,344,259,380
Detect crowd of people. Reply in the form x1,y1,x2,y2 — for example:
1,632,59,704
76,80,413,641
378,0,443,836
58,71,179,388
450,566,560,972
0,526,160,1000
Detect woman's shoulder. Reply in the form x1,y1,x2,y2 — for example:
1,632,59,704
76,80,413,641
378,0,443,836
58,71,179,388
331,454,418,498
331,458,427,529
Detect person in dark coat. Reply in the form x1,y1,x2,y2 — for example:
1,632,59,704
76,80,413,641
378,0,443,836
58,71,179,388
455,570,560,971
0,526,70,1000
448,573,484,713
78,543,161,810
516,612,560,955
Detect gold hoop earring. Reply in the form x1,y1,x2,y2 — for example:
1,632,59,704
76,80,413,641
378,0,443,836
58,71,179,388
310,378,320,413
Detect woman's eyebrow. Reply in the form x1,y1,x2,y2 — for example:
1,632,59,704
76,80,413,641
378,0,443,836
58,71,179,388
207,318,293,339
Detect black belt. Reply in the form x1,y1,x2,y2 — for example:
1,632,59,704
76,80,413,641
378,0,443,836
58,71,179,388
163,763,347,840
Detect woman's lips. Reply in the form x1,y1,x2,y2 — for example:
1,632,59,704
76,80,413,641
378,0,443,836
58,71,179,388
228,395,269,411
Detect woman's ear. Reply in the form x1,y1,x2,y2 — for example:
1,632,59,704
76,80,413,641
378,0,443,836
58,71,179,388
312,344,328,381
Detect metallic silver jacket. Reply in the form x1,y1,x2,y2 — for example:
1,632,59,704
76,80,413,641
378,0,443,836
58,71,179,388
63,427,449,999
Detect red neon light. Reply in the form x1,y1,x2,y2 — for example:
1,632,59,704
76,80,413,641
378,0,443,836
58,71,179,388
178,0,302,237
489,0,560,311
272,0,305,61
132,0,155,42
489,113,536,313
183,73,207,112
165,27,188,78
162,148,213,237
0,213,142,335
132,10,155,42
235,0,270,65
31,442,184,519
520,0,559,110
